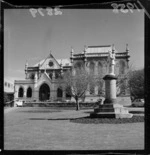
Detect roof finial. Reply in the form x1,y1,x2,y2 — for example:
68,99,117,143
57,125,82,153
25,60,28,65
126,44,129,52
84,45,87,53
112,44,115,53
71,46,74,53
25,60,28,69
70,46,74,58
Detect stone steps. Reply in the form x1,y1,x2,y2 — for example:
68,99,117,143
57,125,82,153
90,103,133,118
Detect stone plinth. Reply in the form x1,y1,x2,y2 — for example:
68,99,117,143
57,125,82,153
90,103,133,118
103,74,117,104
90,74,133,119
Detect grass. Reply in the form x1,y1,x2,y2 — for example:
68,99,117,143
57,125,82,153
4,107,144,150
70,115,144,124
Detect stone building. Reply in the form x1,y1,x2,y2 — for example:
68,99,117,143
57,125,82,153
14,44,130,103
4,78,14,101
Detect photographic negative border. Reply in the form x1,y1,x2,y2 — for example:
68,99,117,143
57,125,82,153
1,0,149,154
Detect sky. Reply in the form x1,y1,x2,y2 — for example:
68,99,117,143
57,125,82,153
4,9,144,82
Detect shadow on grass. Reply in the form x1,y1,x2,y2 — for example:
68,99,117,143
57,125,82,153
84,112,94,115
29,115,144,124
29,118,76,120
70,115,144,124
18,110,62,113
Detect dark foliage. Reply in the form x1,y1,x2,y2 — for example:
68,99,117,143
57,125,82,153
70,115,144,124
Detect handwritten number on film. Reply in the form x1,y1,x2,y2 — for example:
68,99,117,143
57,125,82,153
30,8,62,17
111,3,141,13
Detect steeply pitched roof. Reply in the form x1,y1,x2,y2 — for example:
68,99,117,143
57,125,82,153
34,52,61,69
57,59,71,66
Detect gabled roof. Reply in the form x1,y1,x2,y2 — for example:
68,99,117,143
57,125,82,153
57,59,71,67
34,52,61,69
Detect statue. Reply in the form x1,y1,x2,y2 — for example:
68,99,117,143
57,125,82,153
107,45,116,75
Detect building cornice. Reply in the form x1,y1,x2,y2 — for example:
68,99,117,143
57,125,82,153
73,52,130,59
15,80,34,84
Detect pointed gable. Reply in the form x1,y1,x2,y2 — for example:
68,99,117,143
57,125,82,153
35,72,51,89
34,52,61,70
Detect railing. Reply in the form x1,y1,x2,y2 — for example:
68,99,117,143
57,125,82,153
73,52,128,58
116,53,128,57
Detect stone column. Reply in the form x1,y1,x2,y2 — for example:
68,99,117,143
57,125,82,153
50,84,56,101
14,86,18,107
34,90,39,101
14,85,18,99
24,88,27,101
34,72,38,83
63,90,66,101
103,74,117,104
52,71,55,80
51,88,56,101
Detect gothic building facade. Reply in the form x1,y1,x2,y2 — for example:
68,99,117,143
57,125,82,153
14,45,130,103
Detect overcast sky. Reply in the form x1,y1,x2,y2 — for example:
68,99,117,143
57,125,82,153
4,9,144,82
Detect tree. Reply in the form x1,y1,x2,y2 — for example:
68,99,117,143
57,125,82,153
60,68,95,110
96,74,105,96
128,69,144,100
115,64,134,96
116,66,144,100
116,73,130,96
4,92,14,106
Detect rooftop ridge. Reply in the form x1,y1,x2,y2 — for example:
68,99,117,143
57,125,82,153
88,45,111,48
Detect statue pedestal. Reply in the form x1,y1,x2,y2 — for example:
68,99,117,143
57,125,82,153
90,74,133,118
90,103,133,118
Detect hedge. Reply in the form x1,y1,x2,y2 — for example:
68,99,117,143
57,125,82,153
23,102,100,108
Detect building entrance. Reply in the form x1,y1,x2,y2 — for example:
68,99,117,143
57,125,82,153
39,83,50,101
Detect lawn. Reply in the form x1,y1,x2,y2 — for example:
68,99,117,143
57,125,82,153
4,107,144,150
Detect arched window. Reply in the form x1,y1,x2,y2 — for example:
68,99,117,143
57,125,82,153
119,61,125,74
74,61,83,69
57,87,63,98
89,62,95,74
66,87,71,99
74,62,84,75
27,87,32,98
30,73,34,80
55,72,59,79
18,87,24,97
8,83,10,88
4,82,7,86
98,62,103,75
